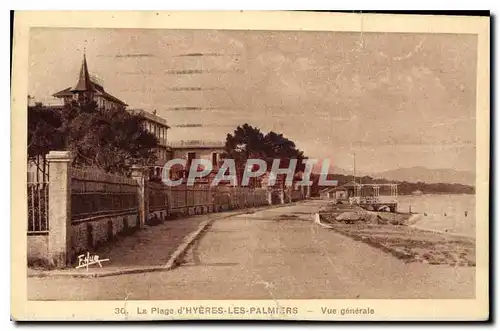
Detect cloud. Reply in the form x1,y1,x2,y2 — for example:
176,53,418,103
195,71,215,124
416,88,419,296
164,107,239,113
350,134,475,147
173,123,236,128
430,116,476,127
164,69,242,75
377,38,426,61
115,53,155,58
174,52,241,57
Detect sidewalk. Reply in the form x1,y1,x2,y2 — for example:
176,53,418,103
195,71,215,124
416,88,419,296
28,202,305,278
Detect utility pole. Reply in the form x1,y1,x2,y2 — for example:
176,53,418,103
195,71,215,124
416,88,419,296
353,152,356,184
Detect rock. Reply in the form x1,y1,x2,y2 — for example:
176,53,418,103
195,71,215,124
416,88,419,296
378,206,391,212
364,212,382,224
336,211,361,222
376,212,410,225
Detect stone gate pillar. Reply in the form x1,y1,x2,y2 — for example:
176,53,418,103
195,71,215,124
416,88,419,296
46,151,72,268
279,189,285,204
131,165,148,228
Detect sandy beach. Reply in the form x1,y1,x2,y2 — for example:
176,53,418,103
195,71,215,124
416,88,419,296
318,202,475,267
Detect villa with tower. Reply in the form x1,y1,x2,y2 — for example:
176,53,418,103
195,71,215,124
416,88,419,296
30,52,229,182
29,53,173,180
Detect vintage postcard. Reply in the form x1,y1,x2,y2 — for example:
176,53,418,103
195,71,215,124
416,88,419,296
11,11,489,321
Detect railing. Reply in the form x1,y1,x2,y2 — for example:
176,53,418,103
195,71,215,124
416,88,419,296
71,168,138,222
154,183,216,212
27,180,49,233
149,182,169,211
213,187,232,208
30,164,293,228
169,185,187,210
192,186,212,206
290,189,304,202
158,138,168,146
169,140,225,148
349,196,398,205
373,196,398,204
248,188,268,206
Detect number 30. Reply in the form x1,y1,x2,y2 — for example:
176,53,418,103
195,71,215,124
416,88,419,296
114,308,127,314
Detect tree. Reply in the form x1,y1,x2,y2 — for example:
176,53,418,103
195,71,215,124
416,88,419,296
262,131,306,171
28,103,65,175
224,123,266,164
27,99,159,175
225,124,305,165
224,123,307,186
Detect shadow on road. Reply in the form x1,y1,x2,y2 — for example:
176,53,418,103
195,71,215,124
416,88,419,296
91,217,205,267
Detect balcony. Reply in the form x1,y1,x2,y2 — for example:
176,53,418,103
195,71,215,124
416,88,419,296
158,138,169,147
169,140,225,149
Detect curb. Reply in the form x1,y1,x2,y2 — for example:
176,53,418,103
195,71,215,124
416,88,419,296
28,200,309,279
312,212,334,229
163,217,215,269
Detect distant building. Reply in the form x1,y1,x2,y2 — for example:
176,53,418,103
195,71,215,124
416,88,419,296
167,140,226,183
130,109,173,178
50,52,173,179
332,181,363,200
170,140,225,170
52,53,128,110
319,186,338,199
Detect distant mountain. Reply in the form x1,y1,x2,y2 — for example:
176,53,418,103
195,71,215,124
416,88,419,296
370,166,475,186
311,163,352,175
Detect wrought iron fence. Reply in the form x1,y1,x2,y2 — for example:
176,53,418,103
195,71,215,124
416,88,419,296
163,184,213,211
27,180,49,233
149,182,169,211
71,168,139,221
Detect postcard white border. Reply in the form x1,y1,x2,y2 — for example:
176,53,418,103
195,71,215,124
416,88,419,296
11,11,490,321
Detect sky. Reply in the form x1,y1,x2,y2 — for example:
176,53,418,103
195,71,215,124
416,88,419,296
28,28,477,174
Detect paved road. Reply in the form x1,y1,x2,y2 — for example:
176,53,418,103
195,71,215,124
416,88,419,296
28,200,474,300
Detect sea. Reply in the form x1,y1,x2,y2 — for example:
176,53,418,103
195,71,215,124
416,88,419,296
397,194,476,238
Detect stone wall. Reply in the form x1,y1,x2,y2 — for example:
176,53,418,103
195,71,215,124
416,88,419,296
70,213,139,261
27,234,48,266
